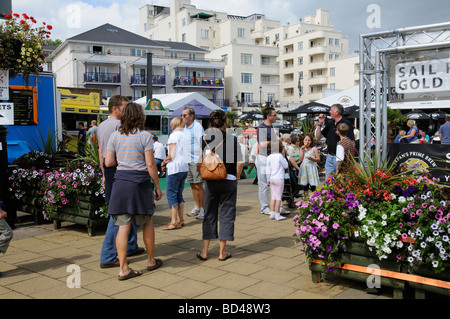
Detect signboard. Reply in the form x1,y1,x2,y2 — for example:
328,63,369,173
388,143,450,184
144,98,168,116
9,85,38,125
0,103,14,125
395,58,450,94
0,70,9,100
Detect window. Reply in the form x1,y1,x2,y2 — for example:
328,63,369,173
329,38,333,45
181,18,186,26
241,53,252,65
329,67,335,77
329,83,335,90
182,33,186,42
238,28,245,38
170,51,178,58
189,53,196,60
241,73,253,84
298,41,303,50
265,36,270,44
261,56,270,65
275,33,280,42
261,75,270,84
317,70,323,77
168,22,171,29
298,71,303,79
298,56,303,65
329,54,333,60
267,93,275,103
243,92,253,103
335,39,340,46
201,29,209,39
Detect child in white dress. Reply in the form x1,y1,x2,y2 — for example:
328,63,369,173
298,134,320,199
266,142,288,220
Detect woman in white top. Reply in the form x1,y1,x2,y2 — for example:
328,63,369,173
162,117,189,230
266,142,288,220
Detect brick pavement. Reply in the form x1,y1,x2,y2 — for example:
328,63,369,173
0,175,392,300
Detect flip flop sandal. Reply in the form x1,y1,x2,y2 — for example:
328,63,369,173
118,268,142,281
196,252,207,261
147,258,163,271
163,222,178,230
218,253,232,261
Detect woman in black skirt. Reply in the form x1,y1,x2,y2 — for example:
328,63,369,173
105,102,163,280
196,110,243,261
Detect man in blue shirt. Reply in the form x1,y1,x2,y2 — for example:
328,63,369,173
182,107,206,219
439,116,450,145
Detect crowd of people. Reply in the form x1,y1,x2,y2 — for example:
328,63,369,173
3,96,448,282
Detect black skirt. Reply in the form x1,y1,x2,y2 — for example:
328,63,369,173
108,170,154,216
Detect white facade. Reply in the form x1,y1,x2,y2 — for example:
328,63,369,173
140,2,359,110
49,25,226,105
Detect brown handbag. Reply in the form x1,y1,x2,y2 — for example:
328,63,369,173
200,136,227,181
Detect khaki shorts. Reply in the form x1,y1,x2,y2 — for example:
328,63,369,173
186,162,203,184
113,214,152,226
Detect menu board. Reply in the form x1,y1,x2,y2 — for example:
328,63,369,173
9,85,38,126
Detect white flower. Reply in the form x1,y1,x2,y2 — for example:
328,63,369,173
398,196,406,203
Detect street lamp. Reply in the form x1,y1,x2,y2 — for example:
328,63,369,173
259,86,262,107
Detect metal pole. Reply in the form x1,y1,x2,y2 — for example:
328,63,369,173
375,51,382,161
146,52,153,103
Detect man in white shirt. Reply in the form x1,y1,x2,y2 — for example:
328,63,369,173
182,107,205,219
152,135,167,177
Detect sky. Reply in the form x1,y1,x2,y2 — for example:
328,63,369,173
7,0,450,53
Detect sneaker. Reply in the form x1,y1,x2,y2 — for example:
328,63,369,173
269,212,276,220
280,207,290,215
275,214,287,221
187,207,200,217
196,208,205,220
261,208,271,215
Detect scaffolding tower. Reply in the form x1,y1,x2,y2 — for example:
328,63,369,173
358,22,450,164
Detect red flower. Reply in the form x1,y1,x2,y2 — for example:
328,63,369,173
5,14,12,19
22,13,29,19
46,25,53,30
20,19,25,24
13,13,20,18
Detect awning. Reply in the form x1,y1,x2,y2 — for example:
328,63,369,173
131,57,166,66
83,54,120,64
175,60,224,70
190,12,214,19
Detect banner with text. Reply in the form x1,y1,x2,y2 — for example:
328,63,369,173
388,143,450,184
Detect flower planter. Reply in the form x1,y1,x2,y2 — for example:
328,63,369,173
309,238,408,299
52,195,107,236
15,190,45,225
408,265,450,299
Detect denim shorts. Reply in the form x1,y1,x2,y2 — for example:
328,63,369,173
166,171,188,208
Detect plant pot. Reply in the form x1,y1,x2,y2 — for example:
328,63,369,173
52,196,107,236
309,238,408,299
408,265,450,299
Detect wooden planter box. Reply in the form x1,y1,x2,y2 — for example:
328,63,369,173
310,238,408,299
310,238,450,299
52,195,107,237
16,190,45,225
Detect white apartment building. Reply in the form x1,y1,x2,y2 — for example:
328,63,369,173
49,23,226,105
140,1,359,110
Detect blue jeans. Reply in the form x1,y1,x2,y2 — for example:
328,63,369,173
324,154,337,184
100,216,139,263
100,165,139,264
166,171,187,208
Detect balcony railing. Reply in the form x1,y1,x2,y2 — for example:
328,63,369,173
84,72,121,84
209,99,230,108
173,76,225,88
130,75,166,85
